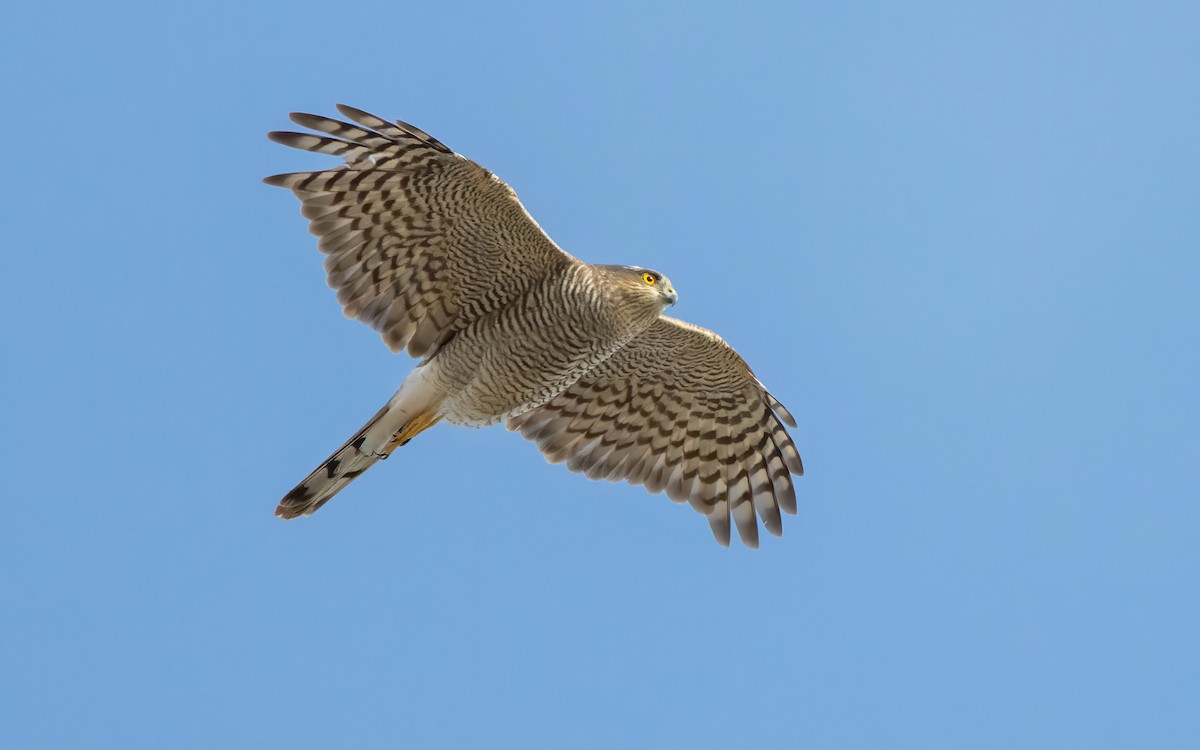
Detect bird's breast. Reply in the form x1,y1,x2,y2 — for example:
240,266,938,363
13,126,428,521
425,280,645,426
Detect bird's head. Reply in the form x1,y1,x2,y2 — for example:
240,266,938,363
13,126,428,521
598,265,678,313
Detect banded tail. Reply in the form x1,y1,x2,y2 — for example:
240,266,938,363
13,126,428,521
276,370,443,519
275,404,391,518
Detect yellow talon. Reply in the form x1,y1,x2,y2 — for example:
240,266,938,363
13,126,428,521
385,412,442,454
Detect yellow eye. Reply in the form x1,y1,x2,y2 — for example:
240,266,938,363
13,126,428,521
642,272,656,285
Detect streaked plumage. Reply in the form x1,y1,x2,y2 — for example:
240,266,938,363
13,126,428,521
267,105,803,546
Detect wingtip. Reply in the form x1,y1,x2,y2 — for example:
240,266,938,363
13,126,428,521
707,514,732,547
335,103,369,120
737,528,760,549
773,401,798,428
760,384,799,428
761,506,784,536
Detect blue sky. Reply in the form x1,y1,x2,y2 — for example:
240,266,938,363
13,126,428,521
3,1,1197,747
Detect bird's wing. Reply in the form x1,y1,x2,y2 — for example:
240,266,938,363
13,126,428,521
507,316,803,547
266,105,578,358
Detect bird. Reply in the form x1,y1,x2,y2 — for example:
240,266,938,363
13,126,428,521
265,105,804,547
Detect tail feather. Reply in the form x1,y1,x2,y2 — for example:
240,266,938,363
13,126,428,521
278,367,443,519
276,404,393,519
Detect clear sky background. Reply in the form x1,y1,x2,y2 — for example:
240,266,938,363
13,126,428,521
2,1,1197,747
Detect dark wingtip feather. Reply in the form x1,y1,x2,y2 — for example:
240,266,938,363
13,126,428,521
335,103,375,122
777,478,798,515
757,385,798,428
771,396,799,428
707,511,732,547
760,505,783,536
737,525,760,549
288,111,320,127
262,173,294,187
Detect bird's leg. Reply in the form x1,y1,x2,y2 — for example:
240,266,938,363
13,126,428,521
377,412,442,458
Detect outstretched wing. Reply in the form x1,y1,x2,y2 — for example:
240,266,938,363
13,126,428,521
266,105,578,358
507,316,804,547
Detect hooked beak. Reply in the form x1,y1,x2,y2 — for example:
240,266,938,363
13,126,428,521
663,287,678,306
